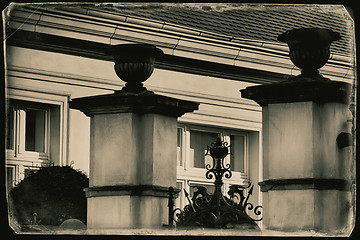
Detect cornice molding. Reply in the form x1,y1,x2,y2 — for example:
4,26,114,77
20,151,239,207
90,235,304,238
6,5,354,84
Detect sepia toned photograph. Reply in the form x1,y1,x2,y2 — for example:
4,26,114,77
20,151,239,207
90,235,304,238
2,2,357,237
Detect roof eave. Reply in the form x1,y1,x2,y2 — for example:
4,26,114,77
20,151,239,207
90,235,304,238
5,4,355,83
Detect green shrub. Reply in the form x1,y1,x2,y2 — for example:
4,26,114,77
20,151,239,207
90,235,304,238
9,166,89,226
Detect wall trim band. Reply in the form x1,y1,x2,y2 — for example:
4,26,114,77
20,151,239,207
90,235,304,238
84,184,180,198
259,178,351,192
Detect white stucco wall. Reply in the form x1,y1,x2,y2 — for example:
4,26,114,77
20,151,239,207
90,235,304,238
68,109,91,175
6,46,262,177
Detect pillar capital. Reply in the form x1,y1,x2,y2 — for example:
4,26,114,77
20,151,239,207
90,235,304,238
240,80,351,107
69,91,199,117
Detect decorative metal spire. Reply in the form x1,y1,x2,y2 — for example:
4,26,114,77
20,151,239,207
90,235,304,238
173,137,262,229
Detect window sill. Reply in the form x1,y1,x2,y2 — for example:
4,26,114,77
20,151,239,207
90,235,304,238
177,167,248,181
6,157,50,167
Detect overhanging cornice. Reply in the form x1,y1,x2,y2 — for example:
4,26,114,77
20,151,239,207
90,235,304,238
6,30,288,84
5,4,355,83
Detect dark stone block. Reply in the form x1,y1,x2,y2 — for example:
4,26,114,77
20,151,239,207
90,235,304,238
240,80,351,106
69,90,199,117
258,178,351,192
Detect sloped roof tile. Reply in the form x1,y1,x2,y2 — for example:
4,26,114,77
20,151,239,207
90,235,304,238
90,4,353,56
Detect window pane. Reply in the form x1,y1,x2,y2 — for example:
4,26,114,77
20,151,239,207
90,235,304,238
189,182,215,197
177,128,183,166
24,168,37,178
230,135,245,172
25,109,46,152
6,106,14,150
6,167,14,192
175,181,183,208
190,130,218,168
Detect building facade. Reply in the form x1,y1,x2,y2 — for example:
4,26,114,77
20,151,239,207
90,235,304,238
4,3,356,233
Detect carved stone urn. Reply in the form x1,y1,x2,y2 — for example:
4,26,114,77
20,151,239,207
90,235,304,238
110,44,163,93
278,28,341,81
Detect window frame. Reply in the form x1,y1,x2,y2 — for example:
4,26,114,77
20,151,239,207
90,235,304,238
6,165,17,192
175,123,250,209
6,87,69,185
177,123,249,176
6,99,51,163
187,124,221,170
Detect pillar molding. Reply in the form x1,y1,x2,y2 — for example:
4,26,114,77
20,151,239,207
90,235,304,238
69,90,199,118
240,80,351,107
259,178,351,192
84,185,180,198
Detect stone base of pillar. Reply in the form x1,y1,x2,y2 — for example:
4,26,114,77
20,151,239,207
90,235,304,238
85,184,177,229
87,195,168,229
260,179,353,232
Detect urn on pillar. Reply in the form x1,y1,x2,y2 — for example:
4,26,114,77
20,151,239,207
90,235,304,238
110,43,163,93
241,28,349,106
278,28,341,81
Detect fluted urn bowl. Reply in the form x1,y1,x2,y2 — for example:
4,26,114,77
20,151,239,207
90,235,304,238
278,28,340,78
110,44,163,93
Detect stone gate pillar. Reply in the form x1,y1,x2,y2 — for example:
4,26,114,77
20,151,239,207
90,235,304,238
70,44,199,230
241,28,355,234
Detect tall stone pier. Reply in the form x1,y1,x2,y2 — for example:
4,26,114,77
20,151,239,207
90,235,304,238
70,91,198,229
241,28,355,234
241,81,354,233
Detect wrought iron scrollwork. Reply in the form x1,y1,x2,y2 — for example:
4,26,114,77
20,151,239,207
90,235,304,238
173,137,263,230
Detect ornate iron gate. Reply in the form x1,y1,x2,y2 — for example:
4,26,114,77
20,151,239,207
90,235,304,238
168,137,262,230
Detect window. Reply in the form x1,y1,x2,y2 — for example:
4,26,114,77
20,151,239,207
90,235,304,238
176,124,249,209
189,129,218,168
6,99,50,161
230,135,245,173
6,84,69,192
177,128,183,166
5,94,67,187
177,124,247,173
189,182,215,196
6,166,15,193
25,108,46,152
6,105,14,150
